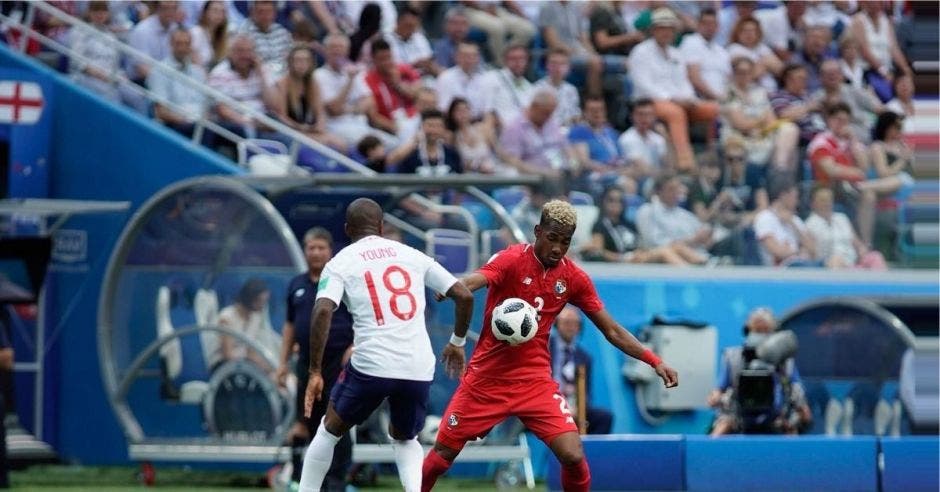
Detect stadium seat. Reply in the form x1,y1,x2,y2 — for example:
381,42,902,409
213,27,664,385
493,187,526,210
480,229,509,263
237,138,291,175
568,191,594,206
426,228,474,276
156,286,211,404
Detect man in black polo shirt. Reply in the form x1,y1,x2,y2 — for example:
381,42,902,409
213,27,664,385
277,227,354,490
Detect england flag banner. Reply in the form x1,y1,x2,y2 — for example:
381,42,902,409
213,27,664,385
0,81,44,124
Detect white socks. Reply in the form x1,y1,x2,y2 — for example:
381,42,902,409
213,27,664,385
299,419,341,492
392,438,424,492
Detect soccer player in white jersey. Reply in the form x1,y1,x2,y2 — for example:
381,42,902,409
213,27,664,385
299,198,473,492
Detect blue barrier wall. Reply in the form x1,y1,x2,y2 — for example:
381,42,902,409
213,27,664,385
0,45,240,463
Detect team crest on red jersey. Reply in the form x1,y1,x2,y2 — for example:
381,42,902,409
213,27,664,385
448,414,459,427
554,279,567,296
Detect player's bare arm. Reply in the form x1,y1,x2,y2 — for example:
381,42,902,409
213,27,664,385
585,309,679,388
441,281,474,378
305,297,337,417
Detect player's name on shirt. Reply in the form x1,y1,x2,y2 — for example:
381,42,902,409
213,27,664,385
357,246,398,262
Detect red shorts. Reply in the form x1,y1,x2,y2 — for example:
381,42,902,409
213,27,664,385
436,373,578,450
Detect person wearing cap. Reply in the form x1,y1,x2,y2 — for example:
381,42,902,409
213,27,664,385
628,8,719,173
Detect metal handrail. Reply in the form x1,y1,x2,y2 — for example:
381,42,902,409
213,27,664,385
11,1,373,174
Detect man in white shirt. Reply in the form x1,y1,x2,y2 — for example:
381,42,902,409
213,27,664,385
756,1,808,62
385,7,441,76
618,98,668,182
314,34,397,148
299,198,473,492
533,49,581,130
753,181,819,267
435,42,488,119
481,44,534,129
629,8,718,172
635,174,713,253
127,1,180,82
238,0,292,77
679,8,731,101
207,35,276,141
148,29,207,137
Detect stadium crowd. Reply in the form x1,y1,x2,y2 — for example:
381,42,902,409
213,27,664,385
4,0,925,268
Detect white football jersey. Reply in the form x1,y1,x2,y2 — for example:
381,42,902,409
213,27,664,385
317,235,458,381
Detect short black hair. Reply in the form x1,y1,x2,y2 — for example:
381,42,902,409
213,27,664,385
357,135,382,156
399,6,421,19
653,172,679,193
237,277,269,307
633,97,654,109
768,178,797,202
421,108,444,122
371,38,391,54
780,63,806,86
825,101,852,118
699,7,717,18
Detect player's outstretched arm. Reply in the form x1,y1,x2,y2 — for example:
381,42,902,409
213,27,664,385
435,272,489,301
585,309,679,388
305,298,336,417
441,281,474,378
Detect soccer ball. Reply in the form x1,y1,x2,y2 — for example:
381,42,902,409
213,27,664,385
491,298,538,345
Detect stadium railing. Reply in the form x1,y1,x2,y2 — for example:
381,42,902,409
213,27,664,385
2,1,372,174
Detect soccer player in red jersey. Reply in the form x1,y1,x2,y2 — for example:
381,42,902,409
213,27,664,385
421,200,679,492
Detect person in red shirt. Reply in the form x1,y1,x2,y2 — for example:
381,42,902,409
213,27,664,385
808,102,910,245
364,38,422,136
422,200,679,492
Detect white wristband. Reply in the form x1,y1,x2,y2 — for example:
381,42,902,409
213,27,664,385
449,334,466,347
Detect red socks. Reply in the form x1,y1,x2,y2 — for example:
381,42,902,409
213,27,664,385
421,450,453,492
561,458,591,492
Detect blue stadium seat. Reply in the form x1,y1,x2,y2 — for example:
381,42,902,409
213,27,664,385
426,228,474,276
568,190,594,206
493,187,526,210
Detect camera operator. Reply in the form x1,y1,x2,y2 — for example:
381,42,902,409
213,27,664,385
707,307,812,436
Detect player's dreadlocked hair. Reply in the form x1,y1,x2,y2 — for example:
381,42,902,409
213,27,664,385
540,199,577,228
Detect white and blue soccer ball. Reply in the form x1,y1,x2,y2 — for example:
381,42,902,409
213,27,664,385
491,298,538,346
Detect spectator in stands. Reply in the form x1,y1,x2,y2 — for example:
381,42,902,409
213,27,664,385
210,278,280,374
838,34,867,90
511,181,567,242
728,17,784,92
806,187,887,270
190,1,228,69
127,1,181,83
582,186,702,266
356,135,387,173
721,136,769,216
885,73,915,122
397,87,440,144
589,1,644,59
722,57,800,180
850,1,912,102
461,1,536,66
481,44,534,128
69,1,121,102
550,307,614,434
636,174,713,259
771,64,826,145
679,8,731,102
569,97,634,194
533,50,582,130
446,98,507,174
314,34,393,149
815,59,883,142
348,3,383,63
436,42,488,120
629,8,719,173
147,29,208,137
386,6,440,77
238,0,291,76
363,39,421,139
755,0,808,62
207,35,277,142
715,0,758,46
870,111,915,187
618,98,670,187
689,155,737,234
753,180,820,267
392,109,463,176
500,89,581,180
791,25,835,93
708,307,812,435
271,46,346,151
34,1,77,46
433,7,472,68
539,1,604,97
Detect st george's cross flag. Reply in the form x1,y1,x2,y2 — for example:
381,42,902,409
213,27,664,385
0,81,44,124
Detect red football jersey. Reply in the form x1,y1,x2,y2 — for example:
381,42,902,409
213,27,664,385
466,243,604,381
